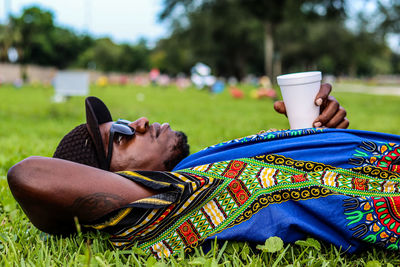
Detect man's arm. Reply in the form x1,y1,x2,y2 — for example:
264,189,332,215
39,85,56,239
7,156,156,235
274,83,349,129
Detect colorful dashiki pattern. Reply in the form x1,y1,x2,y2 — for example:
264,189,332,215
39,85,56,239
87,128,400,258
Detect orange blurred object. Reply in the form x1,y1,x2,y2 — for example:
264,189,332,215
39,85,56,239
229,86,244,99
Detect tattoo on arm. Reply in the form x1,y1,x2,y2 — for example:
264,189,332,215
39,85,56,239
71,192,126,220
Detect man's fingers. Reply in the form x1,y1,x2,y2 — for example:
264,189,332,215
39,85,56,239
313,96,339,126
315,83,332,106
275,83,347,129
324,107,347,128
336,118,350,129
337,118,350,129
273,101,287,115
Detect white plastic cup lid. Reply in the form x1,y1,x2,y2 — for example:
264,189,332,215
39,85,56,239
277,71,321,86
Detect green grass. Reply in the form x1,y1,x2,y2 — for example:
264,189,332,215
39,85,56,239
1,83,400,266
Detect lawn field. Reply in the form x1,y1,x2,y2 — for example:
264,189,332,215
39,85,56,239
1,84,400,266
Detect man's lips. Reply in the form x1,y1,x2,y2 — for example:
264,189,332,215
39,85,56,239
151,123,170,138
161,123,170,132
153,123,161,138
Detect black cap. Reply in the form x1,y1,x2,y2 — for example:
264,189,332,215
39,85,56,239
85,96,113,170
53,96,113,170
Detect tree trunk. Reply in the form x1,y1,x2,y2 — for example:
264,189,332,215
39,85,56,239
274,54,282,78
263,21,274,82
349,63,356,77
20,63,28,82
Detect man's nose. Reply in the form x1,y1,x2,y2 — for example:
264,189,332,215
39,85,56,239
129,117,149,134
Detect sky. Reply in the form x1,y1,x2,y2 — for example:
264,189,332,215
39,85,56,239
0,0,168,45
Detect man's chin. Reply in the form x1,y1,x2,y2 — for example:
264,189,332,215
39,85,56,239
163,131,190,171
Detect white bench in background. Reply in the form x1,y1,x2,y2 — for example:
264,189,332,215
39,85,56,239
53,71,89,102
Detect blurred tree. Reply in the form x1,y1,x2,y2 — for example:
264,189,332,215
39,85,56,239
116,39,151,73
151,32,194,75
392,53,400,73
159,0,264,78
75,38,151,73
237,0,292,81
2,6,152,74
75,38,121,72
160,0,348,80
7,6,93,70
277,19,391,76
49,29,94,69
374,0,400,37
0,25,6,61
0,22,22,62
9,7,55,67
0,2,396,78
352,0,400,74
238,0,347,80
159,0,396,77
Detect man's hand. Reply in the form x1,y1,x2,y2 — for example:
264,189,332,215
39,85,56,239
273,83,349,129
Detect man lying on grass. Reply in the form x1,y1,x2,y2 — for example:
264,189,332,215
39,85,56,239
8,84,400,258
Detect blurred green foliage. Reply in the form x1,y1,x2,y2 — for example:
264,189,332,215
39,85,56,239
159,0,398,78
5,7,94,69
0,1,399,79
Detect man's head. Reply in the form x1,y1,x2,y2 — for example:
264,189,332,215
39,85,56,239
53,97,190,171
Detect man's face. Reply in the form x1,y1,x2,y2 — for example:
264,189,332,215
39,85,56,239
99,117,189,172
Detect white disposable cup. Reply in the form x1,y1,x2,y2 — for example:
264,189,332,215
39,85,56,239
277,71,322,129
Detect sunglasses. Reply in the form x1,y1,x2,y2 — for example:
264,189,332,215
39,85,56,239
106,119,135,170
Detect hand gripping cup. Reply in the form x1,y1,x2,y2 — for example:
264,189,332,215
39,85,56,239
277,71,322,129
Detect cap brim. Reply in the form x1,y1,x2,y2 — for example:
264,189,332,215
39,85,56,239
85,96,113,170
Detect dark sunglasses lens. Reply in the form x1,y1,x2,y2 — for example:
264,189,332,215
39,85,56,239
112,124,135,135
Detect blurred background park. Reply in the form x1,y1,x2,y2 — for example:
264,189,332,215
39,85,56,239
0,0,399,85
1,0,400,265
